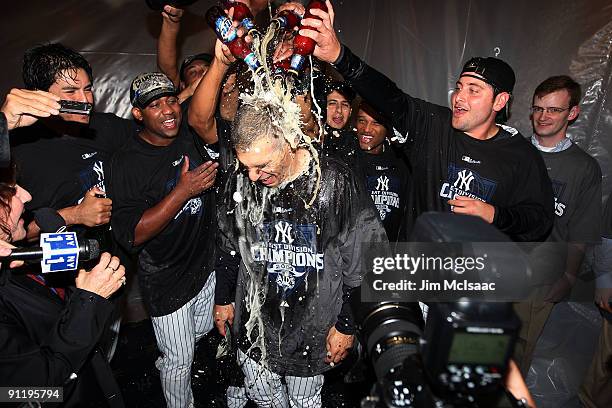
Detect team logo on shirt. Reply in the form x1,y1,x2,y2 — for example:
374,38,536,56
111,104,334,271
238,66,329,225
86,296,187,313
368,175,401,221
175,197,202,219
252,220,324,299
78,160,106,200
550,179,567,217
439,164,497,202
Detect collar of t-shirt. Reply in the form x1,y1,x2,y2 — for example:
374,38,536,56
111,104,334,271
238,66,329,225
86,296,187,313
530,135,572,153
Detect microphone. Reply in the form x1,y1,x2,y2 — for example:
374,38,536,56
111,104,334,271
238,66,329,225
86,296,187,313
4,239,100,262
2,232,100,273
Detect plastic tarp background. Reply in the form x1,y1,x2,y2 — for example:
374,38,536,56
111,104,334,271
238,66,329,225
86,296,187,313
1,1,610,405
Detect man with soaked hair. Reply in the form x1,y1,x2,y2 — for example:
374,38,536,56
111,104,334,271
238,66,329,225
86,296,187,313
11,43,135,242
213,97,387,406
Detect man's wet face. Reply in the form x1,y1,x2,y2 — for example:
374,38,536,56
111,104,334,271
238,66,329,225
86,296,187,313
326,90,351,129
236,135,292,187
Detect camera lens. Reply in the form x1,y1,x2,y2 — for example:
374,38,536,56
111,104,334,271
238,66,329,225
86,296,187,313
359,302,423,380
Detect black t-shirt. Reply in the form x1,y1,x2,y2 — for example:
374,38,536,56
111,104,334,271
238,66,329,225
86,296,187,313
361,145,410,241
334,46,555,242
539,144,602,243
11,112,136,211
108,120,218,317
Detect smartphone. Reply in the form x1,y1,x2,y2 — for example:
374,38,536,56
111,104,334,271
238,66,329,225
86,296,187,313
59,100,93,115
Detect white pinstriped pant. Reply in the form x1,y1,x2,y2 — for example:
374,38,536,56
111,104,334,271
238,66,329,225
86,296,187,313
151,272,216,408
238,349,324,408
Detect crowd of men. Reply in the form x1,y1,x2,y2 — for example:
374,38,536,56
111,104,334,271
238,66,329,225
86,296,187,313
0,0,610,407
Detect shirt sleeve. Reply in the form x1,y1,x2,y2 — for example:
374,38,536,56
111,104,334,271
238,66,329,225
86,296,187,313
214,170,241,305
0,287,114,387
107,154,151,253
493,144,555,242
567,158,602,243
335,165,388,333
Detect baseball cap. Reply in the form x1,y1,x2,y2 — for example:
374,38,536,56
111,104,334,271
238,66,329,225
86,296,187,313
130,72,177,108
180,53,213,82
460,57,516,94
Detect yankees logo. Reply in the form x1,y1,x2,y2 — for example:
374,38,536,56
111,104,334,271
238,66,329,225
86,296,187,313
274,221,294,244
376,175,390,191
453,169,474,191
93,161,104,183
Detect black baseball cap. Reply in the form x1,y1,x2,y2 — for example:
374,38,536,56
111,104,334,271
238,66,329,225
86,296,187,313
460,57,516,94
130,72,177,108
180,53,213,82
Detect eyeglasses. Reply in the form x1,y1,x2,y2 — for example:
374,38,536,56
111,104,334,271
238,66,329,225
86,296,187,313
531,106,571,115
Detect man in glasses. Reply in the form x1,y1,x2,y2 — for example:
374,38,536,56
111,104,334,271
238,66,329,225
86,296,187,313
514,75,602,375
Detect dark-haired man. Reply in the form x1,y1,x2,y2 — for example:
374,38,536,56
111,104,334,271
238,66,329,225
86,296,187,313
10,43,136,242
325,80,355,131
291,1,554,242
109,72,218,408
8,43,138,364
356,102,410,242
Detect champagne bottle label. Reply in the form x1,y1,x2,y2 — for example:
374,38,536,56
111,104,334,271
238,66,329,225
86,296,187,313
215,16,237,43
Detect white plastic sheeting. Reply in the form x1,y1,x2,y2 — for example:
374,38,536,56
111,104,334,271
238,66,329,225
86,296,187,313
1,1,610,198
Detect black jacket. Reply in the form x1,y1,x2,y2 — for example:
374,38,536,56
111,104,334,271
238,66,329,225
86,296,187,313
333,46,554,242
0,272,124,407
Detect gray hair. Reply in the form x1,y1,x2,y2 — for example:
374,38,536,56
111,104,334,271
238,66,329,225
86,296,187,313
231,99,286,151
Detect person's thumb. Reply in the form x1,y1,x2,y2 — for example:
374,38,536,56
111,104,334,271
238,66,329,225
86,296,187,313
181,155,190,174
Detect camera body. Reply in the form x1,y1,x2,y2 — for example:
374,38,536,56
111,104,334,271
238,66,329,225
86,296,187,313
355,301,523,408
59,100,93,116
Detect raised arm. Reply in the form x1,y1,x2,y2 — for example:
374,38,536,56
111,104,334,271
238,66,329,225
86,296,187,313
157,5,184,88
187,40,234,145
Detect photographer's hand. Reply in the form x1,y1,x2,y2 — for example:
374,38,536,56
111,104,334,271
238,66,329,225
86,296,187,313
325,326,353,365
504,359,536,408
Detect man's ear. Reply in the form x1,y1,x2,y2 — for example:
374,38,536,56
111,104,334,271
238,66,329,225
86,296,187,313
568,105,580,121
132,107,143,121
493,92,511,113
